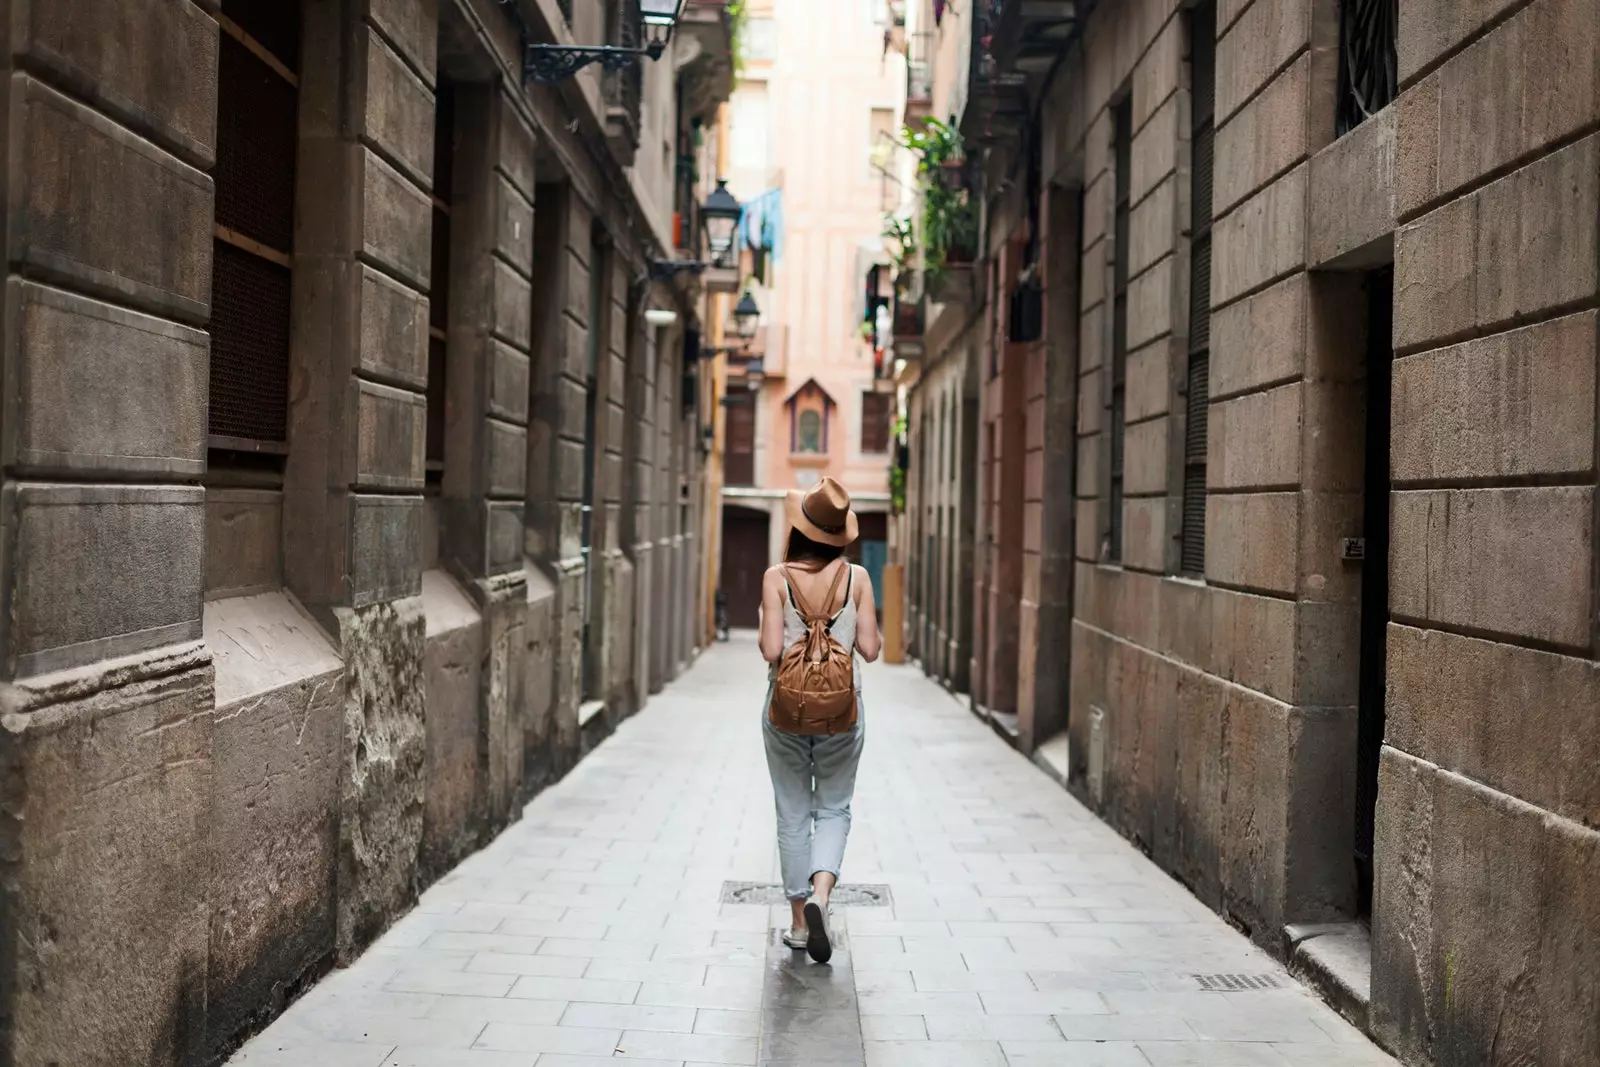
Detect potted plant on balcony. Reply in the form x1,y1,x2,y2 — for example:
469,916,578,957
901,118,977,300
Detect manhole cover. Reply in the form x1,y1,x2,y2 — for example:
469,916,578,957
1194,973,1282,992
719,881,893,906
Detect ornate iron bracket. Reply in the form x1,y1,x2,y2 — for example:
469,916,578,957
524,41,666,84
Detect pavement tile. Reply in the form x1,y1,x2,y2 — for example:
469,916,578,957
228,642,1394,1067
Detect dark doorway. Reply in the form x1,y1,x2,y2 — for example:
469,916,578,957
721,505,769,628
847,512,889,604
1354,266,1393,918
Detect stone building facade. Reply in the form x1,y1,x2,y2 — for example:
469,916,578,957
897,0,1599,1062
0,1,733,1064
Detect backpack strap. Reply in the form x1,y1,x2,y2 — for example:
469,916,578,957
783,562,848,623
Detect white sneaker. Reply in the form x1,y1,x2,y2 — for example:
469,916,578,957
802,896,832,963
781,926,807,950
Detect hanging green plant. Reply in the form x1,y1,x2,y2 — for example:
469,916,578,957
899,118,976,286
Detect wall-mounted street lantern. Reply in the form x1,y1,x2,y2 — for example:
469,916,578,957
733,291,761,338
701,180,742,267
523,0,688,84
650,178,744,281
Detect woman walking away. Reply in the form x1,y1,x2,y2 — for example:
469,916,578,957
759,477,881,964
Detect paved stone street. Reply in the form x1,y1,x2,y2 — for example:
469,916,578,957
231,636,1398,1067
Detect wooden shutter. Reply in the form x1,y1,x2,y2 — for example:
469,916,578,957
726,396,755,487
861,393,891,454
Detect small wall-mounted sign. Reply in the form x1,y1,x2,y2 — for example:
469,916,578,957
1340,537,1366,561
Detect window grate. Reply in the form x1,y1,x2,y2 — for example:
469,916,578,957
427,81,456,475
1335,0,1398,136
1107,97,1133,563
214,34,297,252
1179,2,1216,578
861,392,892,454
210,242,292,443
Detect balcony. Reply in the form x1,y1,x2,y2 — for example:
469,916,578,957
678,0,736,122
891,288,925,362
989,1,1077,77
906,31,933,126
602,0,644,166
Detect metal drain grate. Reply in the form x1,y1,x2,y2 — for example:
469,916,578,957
719,881,893,907
1194,973,1282,992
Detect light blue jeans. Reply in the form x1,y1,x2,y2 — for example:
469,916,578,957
762,695,865,901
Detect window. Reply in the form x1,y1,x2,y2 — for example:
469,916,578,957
725,395,755,486
1180,4,1216,577
868,107,895,180
1108,97,1132,563
744,17,778,62
208,0,301,456
1335,0,1398,137
798,410,823,452
861,392,892,454
427,81,456,487
730,85,769,174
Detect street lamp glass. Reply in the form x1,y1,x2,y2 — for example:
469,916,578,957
640,0,687,27
702,180,742,264
733,291,761,338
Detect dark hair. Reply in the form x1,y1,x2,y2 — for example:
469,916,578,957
784,529,845,572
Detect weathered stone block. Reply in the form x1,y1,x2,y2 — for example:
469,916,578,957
1293,599,1359,706
1124,341,1170,423
1210,586,1297,702
1079,236,1108,317
1216,53,1311,218
358,265,429,389
1399,0,1526,85
1308,99,1396,268
368,0,439,84
1387,623,1599,826
1474,133,1600,329
487,501,523,573
420,569,484,881
1216,0,1310,124
1079,301,1106,373
1129,93,1178,209
1212,165,1306,309
1219,686,1290,938
333,595,426,960
1205,491,1298,594
497,178,535,278
1370,746,1438,1064
349,493,423,606
556,437,587,502
1121,495,1167,572
1211,274,1306,399
488,341,531,425
1123,415,1169,496
1390,487,1593,647
3,483,202,677
1127,255,1175,351
1127,176,1176,281
493,258,533,350
363,26,434,188
1075,498,1099,560
9,73,212,324
360,147,431,290
487,417,528,499
496,97,537,199
355,379,426,490
4,280,207,477
1537,816,1600,1065
1078,367,1105,434
206,488,282,598
13,0,218,166
1082,171,1110,255
204,593,341,1053
1,663,213,1067
1393,193,1476,350
1208,382,1302,491
1391,310,1597,484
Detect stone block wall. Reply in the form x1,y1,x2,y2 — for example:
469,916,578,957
0,0,714,1064
1370,0,1600,1061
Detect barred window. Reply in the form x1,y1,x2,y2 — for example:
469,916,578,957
427,81,457,486
1180,2,1216,577
208,0,301,453
1108,97,1132,563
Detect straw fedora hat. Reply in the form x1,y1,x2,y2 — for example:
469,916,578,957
786,477,859,547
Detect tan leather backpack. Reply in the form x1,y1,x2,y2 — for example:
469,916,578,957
769,563,858,735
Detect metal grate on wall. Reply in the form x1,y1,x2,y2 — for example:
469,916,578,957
1108,97,1133,563
208,1,301,451
427,82,457,480
1179,1,1216,578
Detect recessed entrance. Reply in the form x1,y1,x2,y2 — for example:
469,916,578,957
720,504,770,628
1354,266,1393,919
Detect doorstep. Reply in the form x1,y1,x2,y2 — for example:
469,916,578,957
1032,732,1070,787
1286,920,1373,1033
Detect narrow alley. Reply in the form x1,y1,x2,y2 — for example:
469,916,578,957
231,638,1397,1067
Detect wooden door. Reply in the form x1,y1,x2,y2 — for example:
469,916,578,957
720,505,769,628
